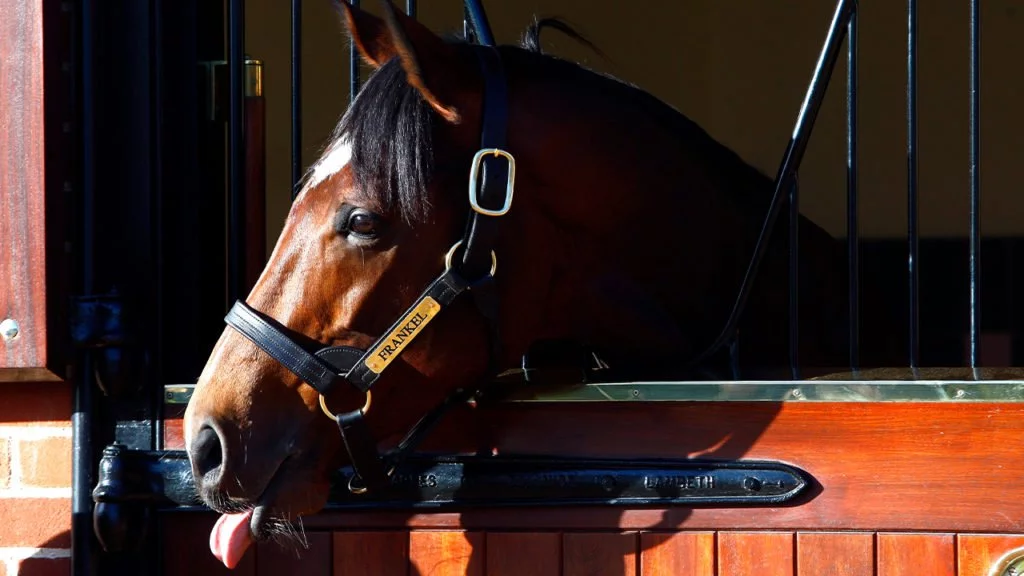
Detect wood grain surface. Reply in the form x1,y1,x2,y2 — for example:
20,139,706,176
877,533,955,576
0,0,50,377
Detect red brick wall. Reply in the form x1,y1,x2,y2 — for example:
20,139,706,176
0,383,73,575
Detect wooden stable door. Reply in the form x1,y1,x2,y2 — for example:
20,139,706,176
160,522,1024,575
160,395,1024,576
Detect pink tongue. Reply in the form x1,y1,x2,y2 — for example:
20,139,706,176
210,510,254,569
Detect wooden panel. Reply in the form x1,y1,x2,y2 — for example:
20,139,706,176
333,531,408,576
408,531,482,576
958,534,1024,576
301,402,1024,533
563,532,637,576
718,532,794,576
640,531,714,576
877,533,954,576
257,532,331,575
0,0,52,378
796,532,873,576
160,513,256,575
485,532,560,576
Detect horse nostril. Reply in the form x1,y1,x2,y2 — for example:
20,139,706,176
191,425,224,482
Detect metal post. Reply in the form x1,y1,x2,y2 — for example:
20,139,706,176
846,8,859,372
789,177,800,380
291,0,302,196
350,0,360,103
968,0,981,372
907,0,920,372
227,0,246,305
73,0,98,572
463,0,496,46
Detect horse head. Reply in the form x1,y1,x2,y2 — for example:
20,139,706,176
184,0,848,568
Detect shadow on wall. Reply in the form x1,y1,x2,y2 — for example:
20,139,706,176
8,531,72,575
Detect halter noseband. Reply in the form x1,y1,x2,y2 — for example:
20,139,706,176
222,45,512,493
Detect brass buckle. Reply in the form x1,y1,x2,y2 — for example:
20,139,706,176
468,148,515,216
444,240,497,278
319,390,371,421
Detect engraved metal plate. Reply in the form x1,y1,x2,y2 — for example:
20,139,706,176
365,296,440,374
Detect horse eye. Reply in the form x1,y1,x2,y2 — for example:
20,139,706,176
335,206,382,241
348,212,379,237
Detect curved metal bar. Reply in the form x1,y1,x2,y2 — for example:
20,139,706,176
686,0,858,373
463,0,496,46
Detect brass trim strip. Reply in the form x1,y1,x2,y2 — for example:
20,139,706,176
165,378,1024,405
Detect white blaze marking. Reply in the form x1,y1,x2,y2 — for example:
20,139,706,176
305,139,352,190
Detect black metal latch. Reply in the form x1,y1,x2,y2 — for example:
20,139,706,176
91,443,811,553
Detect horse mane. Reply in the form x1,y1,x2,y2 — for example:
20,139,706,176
330,18,774,228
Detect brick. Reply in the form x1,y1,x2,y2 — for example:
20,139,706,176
0,383,72,427
0,499,70,547
17,557,70,576
0,437,9,489
17,437,71,488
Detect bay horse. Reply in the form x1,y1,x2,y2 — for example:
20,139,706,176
184,0,865,568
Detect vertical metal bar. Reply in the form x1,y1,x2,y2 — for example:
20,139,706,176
291,0,302,196
789,177,800,380
846,8,859,372
907,0,920,371
349,0,360,103
406,0,416,19
463,0,496,46
968,0,981,372
228,0,246,305
74,0,98,572
463,5,473,42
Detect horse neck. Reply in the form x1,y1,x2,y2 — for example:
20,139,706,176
493,56,767,375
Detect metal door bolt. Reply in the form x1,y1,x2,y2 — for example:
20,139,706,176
1,318,20,341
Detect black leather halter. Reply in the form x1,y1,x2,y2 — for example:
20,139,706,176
223,45,513,493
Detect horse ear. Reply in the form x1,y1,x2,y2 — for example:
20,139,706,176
335,0,463,123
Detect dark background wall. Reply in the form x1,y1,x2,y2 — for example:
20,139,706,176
244,0,1024,253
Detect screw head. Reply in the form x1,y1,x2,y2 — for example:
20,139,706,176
0,318,20,341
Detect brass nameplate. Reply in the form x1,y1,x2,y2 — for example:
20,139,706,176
365,296,441,374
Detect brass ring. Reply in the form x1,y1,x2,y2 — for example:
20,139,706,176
444,240,497,277
347,474,368,495
346,465,396,496
319,390,372,420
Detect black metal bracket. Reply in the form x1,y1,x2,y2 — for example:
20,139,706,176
91,442,811,551
71,292,142,398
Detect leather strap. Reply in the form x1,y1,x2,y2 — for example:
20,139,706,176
225,301,345,396
336,409,389,490
458,46,509,282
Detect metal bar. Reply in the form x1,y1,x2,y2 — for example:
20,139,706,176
74,0,98,572
227,0,246,305
789,177,800,380
406,0,416,19
846,8,860,372
349,0,360,103
463,0,496,46
685,0,856,373
907,0,919,371
291,0,302,196
968,0,981,371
